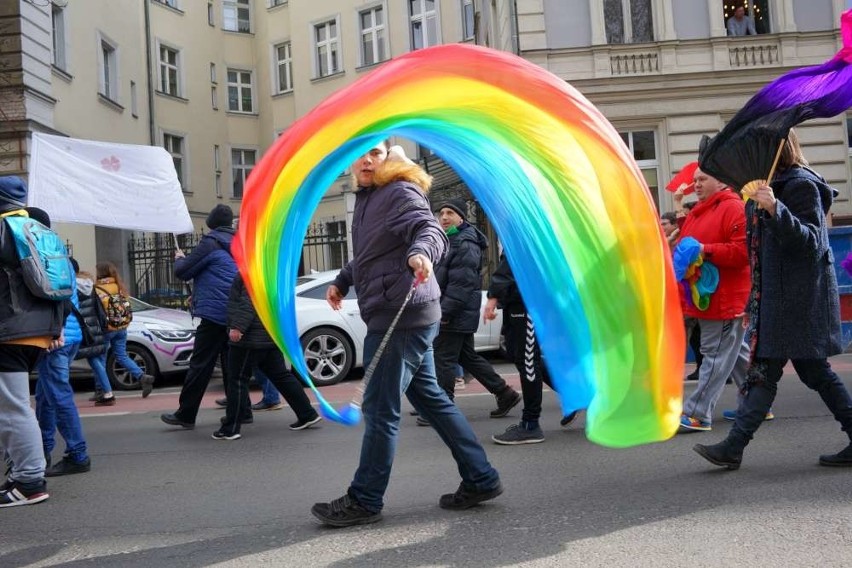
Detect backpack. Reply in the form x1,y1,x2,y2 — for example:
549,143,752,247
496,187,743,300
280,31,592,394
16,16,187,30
2,214,74,301
95,285,133,330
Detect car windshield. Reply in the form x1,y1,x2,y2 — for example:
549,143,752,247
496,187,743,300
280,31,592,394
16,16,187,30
129,297,157,312
295,276,317,287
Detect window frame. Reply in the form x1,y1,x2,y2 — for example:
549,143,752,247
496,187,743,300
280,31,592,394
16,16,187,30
214,144,222,198
409,0,441,50
51,5,67,71
162,131,188,191
619,128,661,207
604,0,654,45
231,147,257,199
157,40,182,98
273,41,293,94
226,68,255,113
312,16,342,79
461,0,475,41
97,32,119,102
223,0,252,33
358,3,388,67
153,0,180,8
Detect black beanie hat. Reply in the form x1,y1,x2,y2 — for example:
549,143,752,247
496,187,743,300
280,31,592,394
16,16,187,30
437,198,467,221
206,204,234,229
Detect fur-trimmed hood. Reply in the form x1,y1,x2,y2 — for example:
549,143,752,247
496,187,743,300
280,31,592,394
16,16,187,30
373,160,433,193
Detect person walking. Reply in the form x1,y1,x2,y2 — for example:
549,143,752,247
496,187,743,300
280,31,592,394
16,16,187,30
694,130,852,469
311,142,502,527
162,205,240,429
426,198,520,422
0,178,62,506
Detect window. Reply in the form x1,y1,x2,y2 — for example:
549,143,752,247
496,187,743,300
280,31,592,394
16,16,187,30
232,148,256,198
223,0,251,33
163,133,185,188
98,36,119,101
51,6,67,70
214,145,222,197
227,69,253,112
211,85,218,109
723,2,770,35
326,220,348,269
154,0,179,7
359,6,387,66
275,42,293,93
158,44,181,97
461,0,475,40
208,1,214,25
409,0,438,49
270,0,287,6
619,129,660,208
210,62,217,83
314,19,341,78
604,0,653,44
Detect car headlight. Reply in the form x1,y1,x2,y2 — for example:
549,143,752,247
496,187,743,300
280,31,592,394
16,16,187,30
148,329,195,342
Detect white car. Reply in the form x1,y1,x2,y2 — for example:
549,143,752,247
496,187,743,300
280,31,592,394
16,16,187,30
295,270,503,386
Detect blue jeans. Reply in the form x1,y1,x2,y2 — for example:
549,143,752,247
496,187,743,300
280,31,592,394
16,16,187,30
255,368,281,405
89,354,111,394
94,330,143,389
349,323,500,512
36,342,89,463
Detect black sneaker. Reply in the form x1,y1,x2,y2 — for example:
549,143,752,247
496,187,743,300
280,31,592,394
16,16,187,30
220,415,254,425
490,389,521,418
693,440,743,470
45,456,91,477
211,430,241,441
439,481,503,510
0,479,49,508
416,416,431,427
492,423,545,445
94,393,116,406
161,413,195,429
140,374,155,398
251,401,284,411
819,443,852,467
311,493,382,527
214,398,228,408
88,390,104,402
290,415,322,431
560,411,579,427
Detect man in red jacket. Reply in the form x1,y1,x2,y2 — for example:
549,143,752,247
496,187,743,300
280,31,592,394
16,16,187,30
675,168,751,431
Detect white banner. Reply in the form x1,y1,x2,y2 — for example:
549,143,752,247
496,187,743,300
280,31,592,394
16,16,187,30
28,133,194,234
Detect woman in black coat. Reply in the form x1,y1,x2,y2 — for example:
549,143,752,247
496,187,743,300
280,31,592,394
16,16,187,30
695,129,852,469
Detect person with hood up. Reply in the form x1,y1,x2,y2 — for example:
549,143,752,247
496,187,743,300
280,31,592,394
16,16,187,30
311,142,502,527
162,204,240,429
424,198,519,422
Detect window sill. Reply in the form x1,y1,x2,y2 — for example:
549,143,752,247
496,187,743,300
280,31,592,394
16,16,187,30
271,89,294,99
355,61,386,73
311,70,345,83
97,93,124,113
267,1,288,12
51,65,73,83
151,1,184,15
222,29,254,36
225,111,258,118
229,196,244,202
155,90,189,104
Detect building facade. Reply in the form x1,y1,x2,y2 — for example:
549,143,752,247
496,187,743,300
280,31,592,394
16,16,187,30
502,0,851,218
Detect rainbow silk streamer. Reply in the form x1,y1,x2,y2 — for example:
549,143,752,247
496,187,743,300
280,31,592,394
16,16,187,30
232,44,684,448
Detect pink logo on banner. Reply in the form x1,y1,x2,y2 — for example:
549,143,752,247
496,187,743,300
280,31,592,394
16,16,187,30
101,156,121,172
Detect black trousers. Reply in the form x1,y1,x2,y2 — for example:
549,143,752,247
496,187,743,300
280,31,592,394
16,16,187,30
505,309,553,424
220,344,317,435
433,330,509,400
175,318,232,423
730,358,852,447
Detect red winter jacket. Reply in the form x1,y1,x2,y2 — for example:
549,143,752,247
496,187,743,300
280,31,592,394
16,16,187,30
676,190,750,320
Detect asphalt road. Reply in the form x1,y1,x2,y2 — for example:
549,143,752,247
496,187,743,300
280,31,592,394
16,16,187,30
3,357,852,567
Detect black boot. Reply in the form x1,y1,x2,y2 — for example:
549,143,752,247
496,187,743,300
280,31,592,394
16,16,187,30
693,439,744,470
490,388,521,418
818,442,852,467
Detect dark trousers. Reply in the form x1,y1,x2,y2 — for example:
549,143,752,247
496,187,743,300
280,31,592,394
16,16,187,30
434,330,509,400
175,319,231,423
505,309,553,424
220,344,317,435
730,358,852,447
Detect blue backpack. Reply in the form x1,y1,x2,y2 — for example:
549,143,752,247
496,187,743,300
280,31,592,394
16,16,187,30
2,214,75,301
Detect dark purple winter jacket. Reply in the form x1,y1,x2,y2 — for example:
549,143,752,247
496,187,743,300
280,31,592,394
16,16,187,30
332,177,447,332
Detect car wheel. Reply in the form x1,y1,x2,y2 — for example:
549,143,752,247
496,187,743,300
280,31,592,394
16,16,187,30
300,327,353,387
107,344,158,391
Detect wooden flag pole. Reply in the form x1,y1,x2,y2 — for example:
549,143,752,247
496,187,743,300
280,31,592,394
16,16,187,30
766,138,787,186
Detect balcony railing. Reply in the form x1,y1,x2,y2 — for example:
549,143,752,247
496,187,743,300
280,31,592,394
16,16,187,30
610,51,659,75
729,43,779,67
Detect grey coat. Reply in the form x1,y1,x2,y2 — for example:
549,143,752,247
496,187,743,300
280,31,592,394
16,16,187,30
747,166,841,359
